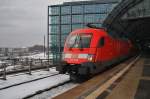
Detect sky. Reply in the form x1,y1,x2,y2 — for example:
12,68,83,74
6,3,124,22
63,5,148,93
0,0,88,48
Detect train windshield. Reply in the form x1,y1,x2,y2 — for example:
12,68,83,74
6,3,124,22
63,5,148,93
67,33,92,48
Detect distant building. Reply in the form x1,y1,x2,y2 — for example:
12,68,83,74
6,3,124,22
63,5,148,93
48,0,120,62
0,48,9,56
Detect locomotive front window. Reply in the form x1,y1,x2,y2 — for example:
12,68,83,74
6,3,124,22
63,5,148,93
67,33,92,48
66,34,78,47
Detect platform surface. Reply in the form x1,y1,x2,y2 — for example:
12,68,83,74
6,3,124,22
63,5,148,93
104,59,144,99
104,57,150,99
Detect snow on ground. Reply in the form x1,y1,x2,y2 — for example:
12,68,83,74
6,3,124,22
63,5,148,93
0,74,69,99
0,68,58,89
0,70,69,99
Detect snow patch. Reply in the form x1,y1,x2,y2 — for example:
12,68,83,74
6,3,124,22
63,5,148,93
22,53,46,59
0,74,69,99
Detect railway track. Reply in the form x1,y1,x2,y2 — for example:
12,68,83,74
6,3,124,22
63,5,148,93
0,74,70,99
0,72,59,90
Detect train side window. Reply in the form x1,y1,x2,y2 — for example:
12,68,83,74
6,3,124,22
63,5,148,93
99,37,105,47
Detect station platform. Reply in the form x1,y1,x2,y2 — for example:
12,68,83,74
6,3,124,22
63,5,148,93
104,57,150,99
53,56,150,99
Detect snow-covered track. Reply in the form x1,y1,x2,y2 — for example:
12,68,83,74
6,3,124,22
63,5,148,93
0,74,69,99
0,73,59,90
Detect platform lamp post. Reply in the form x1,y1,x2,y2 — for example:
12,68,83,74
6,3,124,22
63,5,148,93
44,35,46,57
44,34,49,71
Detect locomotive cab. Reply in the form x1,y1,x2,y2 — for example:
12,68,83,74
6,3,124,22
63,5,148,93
64,33,95,64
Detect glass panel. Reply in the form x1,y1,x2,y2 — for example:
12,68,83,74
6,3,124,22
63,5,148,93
84,4,116,14
72,5,83,14
84,5,95,13
66,34,77,48
50,7,60,15
72,24,83,31
50,16,59,24
61,25,71,35
84,14,106,23
72,15,83,23
50,25,60,34
61,15,71,24
95,4,107,13
61,6,71,14
50,42,59,52
85,14,96,23
50,35,58,43
80,34,92,48
61,42,65,48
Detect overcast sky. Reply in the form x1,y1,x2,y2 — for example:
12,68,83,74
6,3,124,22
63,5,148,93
0,0,89,48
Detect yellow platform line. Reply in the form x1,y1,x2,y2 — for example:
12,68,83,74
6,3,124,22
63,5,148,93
85,56,140,99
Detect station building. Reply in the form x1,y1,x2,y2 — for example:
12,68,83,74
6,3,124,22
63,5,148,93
48,0,120,63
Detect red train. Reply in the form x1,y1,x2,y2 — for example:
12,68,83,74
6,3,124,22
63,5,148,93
56,27,135,80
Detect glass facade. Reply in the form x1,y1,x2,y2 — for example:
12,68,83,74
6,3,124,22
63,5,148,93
48,1,119,63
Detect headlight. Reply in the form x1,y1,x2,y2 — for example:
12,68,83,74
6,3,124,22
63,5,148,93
87,54,94,61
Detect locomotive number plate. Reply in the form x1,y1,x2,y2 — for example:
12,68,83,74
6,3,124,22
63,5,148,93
71,54,78,58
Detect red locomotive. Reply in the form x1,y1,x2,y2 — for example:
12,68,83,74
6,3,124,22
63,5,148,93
56,27,134,80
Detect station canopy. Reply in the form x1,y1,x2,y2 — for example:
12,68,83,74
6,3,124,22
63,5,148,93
103,0,150,50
